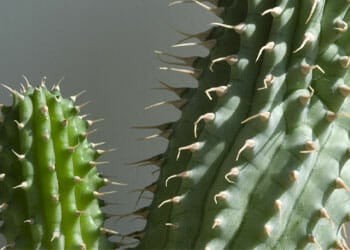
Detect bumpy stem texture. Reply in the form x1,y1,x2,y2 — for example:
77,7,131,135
137,0,350,249
0,81,114,250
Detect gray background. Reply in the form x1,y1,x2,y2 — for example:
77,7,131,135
0,0,219,247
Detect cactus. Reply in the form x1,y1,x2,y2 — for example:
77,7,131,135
0,78,116,250
1,1,350,249
134,0,350,249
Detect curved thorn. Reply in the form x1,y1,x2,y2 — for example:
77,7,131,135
165,174,180,188
158,196,182,208
194,113,215,138
224,167,240,184
213,191,227,204
261,6,282,17
176,142,202,160
300,63,325,75
305,0,319,24
241,112,270,124
209,55,238,72
256,42,275,62
165,171,189,187
235,139,256,161
205,85,229,100
258,74,275,90
293,32,314,53
11,149,25,160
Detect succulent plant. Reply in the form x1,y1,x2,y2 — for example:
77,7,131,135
134,0,350,249
2,0,350,249
0,78,117,250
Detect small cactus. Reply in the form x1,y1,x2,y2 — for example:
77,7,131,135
0,78,116,250
134,0,350,249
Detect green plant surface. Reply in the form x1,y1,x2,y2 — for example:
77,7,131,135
0,79,116,250
135,0,350,249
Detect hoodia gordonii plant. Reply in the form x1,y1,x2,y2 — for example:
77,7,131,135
135,0,350,249
0,78,119,250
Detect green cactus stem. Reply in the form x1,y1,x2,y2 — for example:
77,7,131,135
135,0,350,249
0,78,116,250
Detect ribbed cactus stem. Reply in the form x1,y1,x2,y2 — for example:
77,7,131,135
134,0,350,249
0,79,115,249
